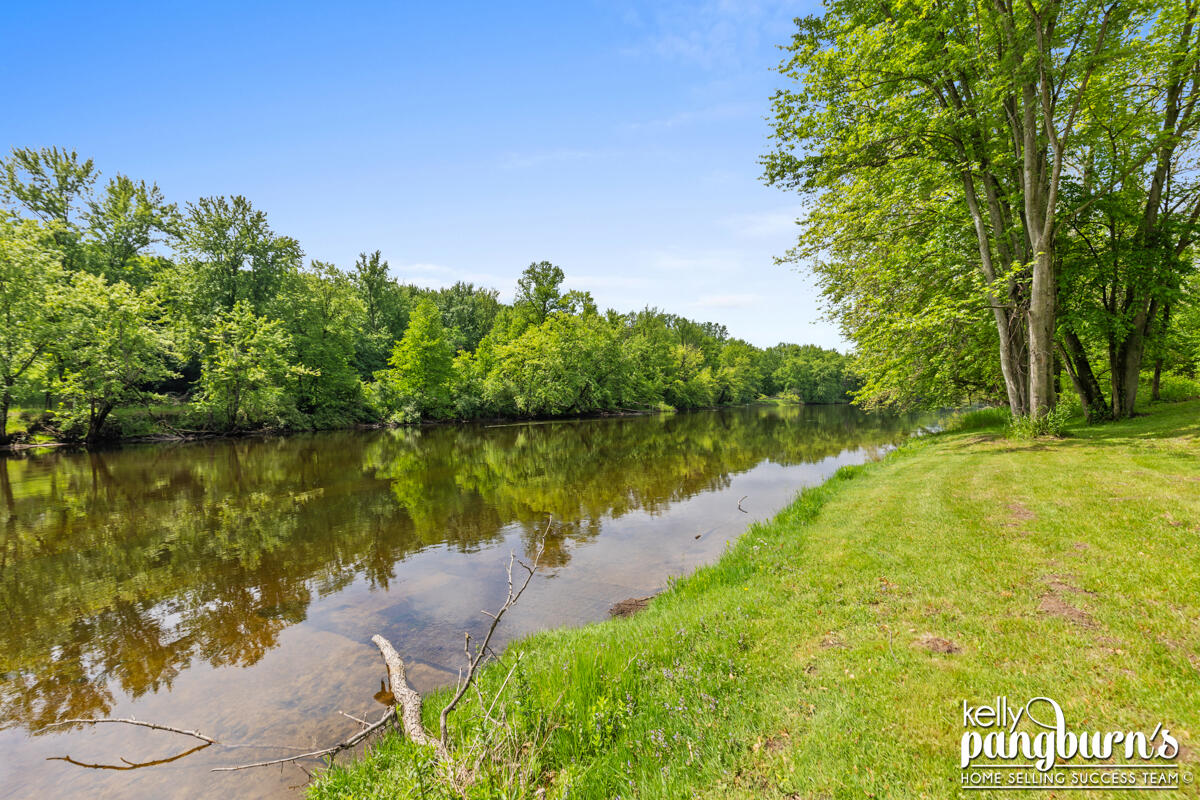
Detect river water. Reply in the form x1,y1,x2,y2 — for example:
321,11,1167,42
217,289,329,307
0,404,926,799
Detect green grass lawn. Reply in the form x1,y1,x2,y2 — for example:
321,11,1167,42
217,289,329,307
310,401,1200,799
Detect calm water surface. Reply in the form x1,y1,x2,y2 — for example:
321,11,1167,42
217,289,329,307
0,405,926,799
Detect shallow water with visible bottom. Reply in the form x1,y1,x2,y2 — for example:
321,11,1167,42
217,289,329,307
0,404,926,799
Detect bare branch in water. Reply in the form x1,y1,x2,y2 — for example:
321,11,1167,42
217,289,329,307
37,717,218,745
48,743,212,771
42,518,552,784
211,708,397,772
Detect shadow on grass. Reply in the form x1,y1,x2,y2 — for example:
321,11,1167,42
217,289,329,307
933,400,1199,456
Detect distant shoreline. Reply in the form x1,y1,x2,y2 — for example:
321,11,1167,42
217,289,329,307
0,397,846,456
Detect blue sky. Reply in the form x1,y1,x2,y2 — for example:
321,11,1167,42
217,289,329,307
1,0,837,349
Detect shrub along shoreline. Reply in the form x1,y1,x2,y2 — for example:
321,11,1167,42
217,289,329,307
309,400,1200,799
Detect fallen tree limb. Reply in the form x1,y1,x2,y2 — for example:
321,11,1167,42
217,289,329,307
43,522,552,787
211,708,397,772
48,743,211,771
37,717,218,745
217,526,548,775
371,635,448,760
337,710,372,728
439,531,545,748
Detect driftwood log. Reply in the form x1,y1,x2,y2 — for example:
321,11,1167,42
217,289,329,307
371,635,449,760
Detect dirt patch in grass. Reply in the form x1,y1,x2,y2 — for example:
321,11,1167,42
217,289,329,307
819,632,846,649
753,732,791,754
1007,502,1036,521
609,595,654,618
1038,595,1096,628
1043,574,1095,596
1002,502,1037,535
1038,571,1099,627
914,633,961,653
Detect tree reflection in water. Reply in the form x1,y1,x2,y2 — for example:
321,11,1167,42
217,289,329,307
0,404,924,734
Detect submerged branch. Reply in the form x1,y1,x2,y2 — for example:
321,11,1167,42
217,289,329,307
37,717,218,745
48,743,212,771
42,521,552,784
212,708,397,772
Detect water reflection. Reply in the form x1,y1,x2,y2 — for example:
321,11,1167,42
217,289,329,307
0,404,923,798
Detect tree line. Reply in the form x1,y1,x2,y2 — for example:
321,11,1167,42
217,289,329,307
763,0,1200,420
0,147,856,445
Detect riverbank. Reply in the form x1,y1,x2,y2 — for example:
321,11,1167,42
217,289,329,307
310,400,1200,799
0,397,829,453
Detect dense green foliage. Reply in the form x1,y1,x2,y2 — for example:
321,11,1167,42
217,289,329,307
0,148,855,444
763,0,1200,419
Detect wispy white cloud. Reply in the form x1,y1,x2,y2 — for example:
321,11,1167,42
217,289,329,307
694,292,763,309
617,0,798,71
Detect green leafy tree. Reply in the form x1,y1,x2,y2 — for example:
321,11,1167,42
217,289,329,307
513,261,567,328
53,273,176,443
772,345,857,404
663,344,713,410
716,340,764,404
276,261,366,425
0,147,96,272
351,250,413,375
449,350,488,418
484,312,624,416
176,195,302,319
615,309,678,408
0,214,64,443
763,0,1197,418
778,165,1001,409
374,298,454,419
428,281,501,353
83,175,179,287
196,301,307,430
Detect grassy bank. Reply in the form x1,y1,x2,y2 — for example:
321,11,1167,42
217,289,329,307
311,402,1200,799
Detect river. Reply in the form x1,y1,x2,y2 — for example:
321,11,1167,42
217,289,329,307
0,404,927,799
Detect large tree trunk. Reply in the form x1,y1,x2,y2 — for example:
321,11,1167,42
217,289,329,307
86,401,114,446
0,388,10,446
993,308,1030,416
1027,242,1058,415
1019,66,1060,418
1110,297,1157,418
961,170,1031,415
1059,330,1108,420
